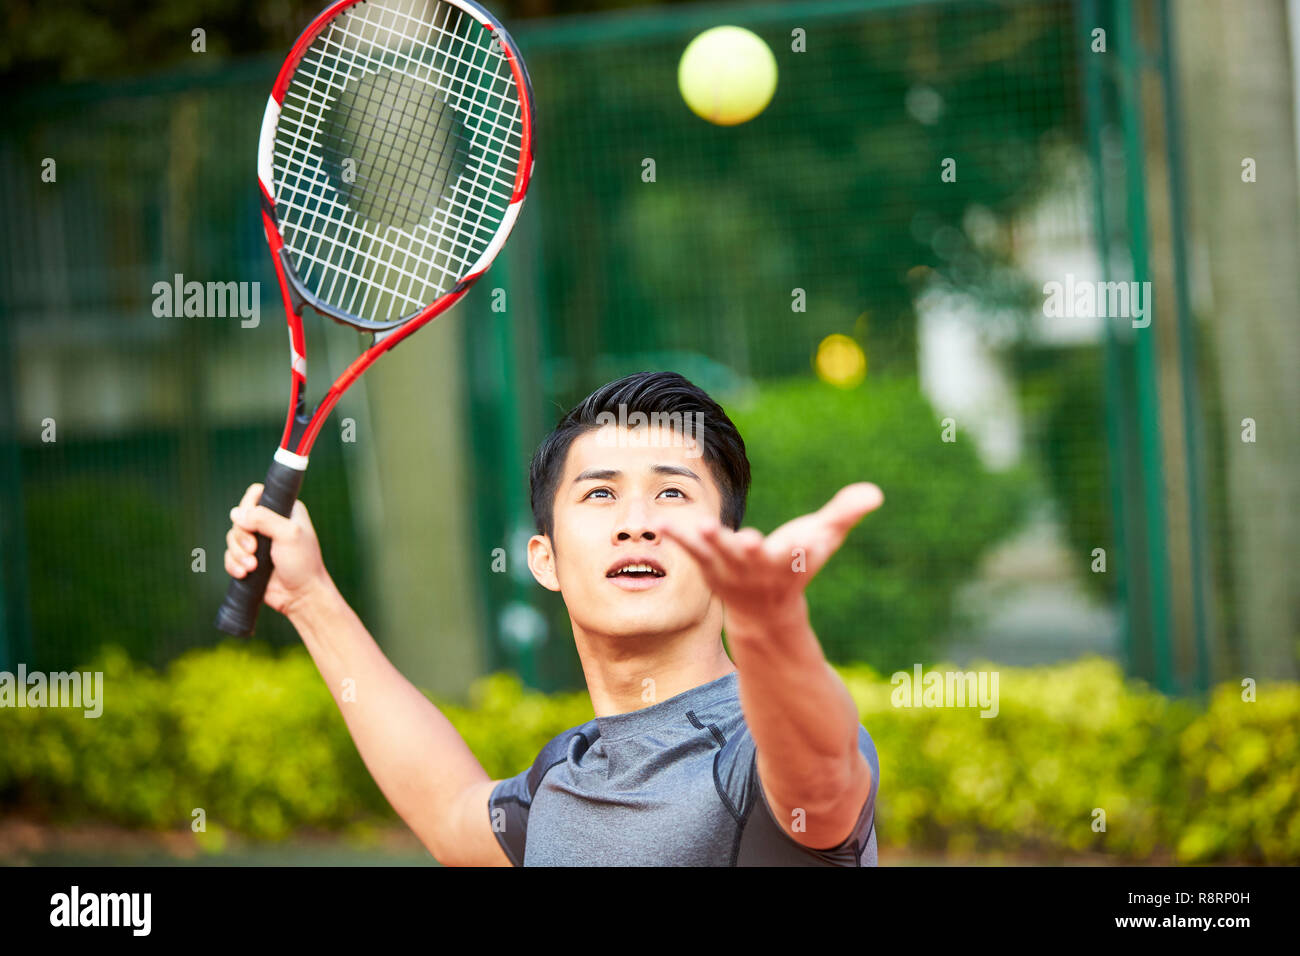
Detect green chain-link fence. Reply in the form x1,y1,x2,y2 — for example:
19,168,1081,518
2,0,1296,695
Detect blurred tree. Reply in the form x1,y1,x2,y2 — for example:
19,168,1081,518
730,375,1031,670
534,3,1078,383
1013,345,1116,602
0,0,707,86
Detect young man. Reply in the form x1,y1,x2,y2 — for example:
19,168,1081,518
224,371,883,866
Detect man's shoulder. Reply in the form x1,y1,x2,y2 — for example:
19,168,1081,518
493,718,599,806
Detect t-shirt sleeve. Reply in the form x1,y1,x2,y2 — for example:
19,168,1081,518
486,729,578,867
716,721,880,866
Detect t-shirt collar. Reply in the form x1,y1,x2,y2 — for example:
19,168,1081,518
594,670,738,742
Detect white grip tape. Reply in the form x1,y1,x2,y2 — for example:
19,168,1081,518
274,447,309,470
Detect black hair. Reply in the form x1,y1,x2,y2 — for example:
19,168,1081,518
529,371,751,538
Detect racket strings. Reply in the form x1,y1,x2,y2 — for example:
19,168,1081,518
282,5,520,243
317,67,468,230
271,0,524,324
287,4,493,310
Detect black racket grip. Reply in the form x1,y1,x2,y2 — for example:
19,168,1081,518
214,457,306,636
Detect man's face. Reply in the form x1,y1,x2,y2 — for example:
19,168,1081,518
528,424,724,640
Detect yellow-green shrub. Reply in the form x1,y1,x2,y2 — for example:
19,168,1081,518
1175,681,1300,863
1,646,1295,862
841,658,1203,859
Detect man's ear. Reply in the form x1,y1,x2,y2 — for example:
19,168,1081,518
527,534,561,592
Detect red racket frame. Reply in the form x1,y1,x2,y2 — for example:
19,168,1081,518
262,0,533,460
216,0,533,635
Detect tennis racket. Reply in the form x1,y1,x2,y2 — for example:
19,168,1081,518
215,0,534,635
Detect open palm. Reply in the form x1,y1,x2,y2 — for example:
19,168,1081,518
654,482,884,623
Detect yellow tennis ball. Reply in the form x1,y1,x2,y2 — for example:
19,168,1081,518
815,334,867,388
678,26,778,126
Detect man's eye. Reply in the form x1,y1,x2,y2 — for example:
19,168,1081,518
658,487,686,499
583,488,613,500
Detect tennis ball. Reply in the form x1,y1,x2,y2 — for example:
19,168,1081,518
677,26,778,126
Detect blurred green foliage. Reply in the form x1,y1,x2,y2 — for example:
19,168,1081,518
23,481,193,665
19,425,369,671
0,0,674,86
1015,345,1116,601
5,0,1093,684
0,644,391,839
730,376,1032,671
844,660,1300,863
2,644,1294,862
845,657,1192,859
535,2,1077,388
1174,680,1300,862
437,671,597,776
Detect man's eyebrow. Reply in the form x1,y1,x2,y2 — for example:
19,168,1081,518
572,468,620,483
571,465,702,484
652,464,703,483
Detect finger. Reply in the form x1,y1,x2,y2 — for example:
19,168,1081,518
230,505,255,534
696,518,765,565
655,520,709,560
819,482,884,533
238,483,265,513
290,498,315,531
224,549,250,578
707,525,765,574
732,527,765,557
767,484,883,572
230,482,266,533
226,526,258,562
231,503,297,541
762,517,820,569
655,520,730,581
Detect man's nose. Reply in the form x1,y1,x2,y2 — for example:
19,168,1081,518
615,499,657,542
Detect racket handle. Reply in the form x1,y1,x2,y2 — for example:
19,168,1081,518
214,457,306,636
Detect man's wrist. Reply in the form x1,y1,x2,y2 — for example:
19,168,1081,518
284,576,341,631
724,593,810,645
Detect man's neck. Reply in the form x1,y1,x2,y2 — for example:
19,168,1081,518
571,618,736,718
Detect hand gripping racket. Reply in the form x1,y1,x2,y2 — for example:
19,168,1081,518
215,0,534,635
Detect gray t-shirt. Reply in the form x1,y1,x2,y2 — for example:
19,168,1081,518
488,671,879,866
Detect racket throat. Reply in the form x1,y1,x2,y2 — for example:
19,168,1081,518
280,390,313,459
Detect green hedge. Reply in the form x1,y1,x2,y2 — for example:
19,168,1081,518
0,645,392,842
843,659,1298,863
1,644,1295,862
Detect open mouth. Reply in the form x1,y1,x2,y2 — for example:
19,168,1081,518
605,558,667,580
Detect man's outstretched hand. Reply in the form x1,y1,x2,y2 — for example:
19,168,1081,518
653,482,883,634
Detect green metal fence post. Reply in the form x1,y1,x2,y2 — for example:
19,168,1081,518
0,300,33,671
1082,0,1136,681
1116,0,1174,693
1156,0,1214,694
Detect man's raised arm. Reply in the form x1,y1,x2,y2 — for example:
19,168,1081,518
225,484,509,866
654,483,883,850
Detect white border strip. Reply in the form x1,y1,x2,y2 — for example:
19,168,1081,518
453,0,494,28
464,198,523,277
258,97,281,198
